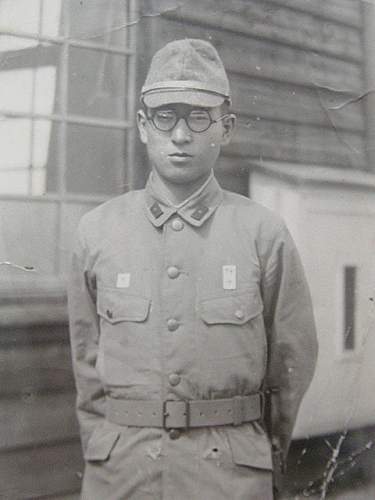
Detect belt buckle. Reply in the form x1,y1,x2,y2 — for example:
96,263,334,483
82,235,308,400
163,400,190,430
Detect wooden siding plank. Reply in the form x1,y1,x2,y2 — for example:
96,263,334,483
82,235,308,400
163,0,362,61
0,279,67,326
45,494,80,500
0,343,74,396
0,342,72,375
0,365,75,397
271,0,362,27
215,156,249,196
0,440,83,499
0,303,68,327
157,19,363,93
0,324,69,347
224,122,366,168
0,392,79,450
47,494,79,500
230,74,365,133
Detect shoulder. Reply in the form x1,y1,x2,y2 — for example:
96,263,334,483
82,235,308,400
77,189,145,239
220,189,286,236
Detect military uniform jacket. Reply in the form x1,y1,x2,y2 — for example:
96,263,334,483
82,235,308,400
68,172,318,500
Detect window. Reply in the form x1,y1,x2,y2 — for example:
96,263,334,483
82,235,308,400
343,265,357,351
336,262,362,359
0,0,61,195
0,0,138,277
0,0,137,197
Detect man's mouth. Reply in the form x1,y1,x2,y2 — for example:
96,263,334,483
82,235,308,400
168,152,193,158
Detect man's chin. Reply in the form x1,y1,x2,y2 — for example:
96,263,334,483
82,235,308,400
153,163,211,187
166,168,208,186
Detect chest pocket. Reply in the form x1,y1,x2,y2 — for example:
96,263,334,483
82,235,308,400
97,288,150,324
95,289,153,384
198,289,266,363
200,288,263,325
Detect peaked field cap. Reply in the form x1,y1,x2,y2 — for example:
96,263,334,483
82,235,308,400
141,39,231,108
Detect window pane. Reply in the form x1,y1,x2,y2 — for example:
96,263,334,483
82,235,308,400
0,0,41,35
44,121,60,194
0,170,30,195
0,66,56,114
31,168,47,195
66,124,125,195
0,69,33,113
66,0,128,43
0,119,31,169
33,120,53,169
34,66,57,114
344,265,356,351
40,0,61,37
1,42,60,71
33,119,54,195
0,33,38,52
0,119,57,195
68,46,127,120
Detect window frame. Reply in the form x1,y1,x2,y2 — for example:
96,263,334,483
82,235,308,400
0,0,138,275
336,260,362,360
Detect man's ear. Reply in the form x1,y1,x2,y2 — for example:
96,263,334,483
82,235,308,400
220,113,236,146
137,109,148,144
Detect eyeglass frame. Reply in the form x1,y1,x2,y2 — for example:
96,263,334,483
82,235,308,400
144,106,232,133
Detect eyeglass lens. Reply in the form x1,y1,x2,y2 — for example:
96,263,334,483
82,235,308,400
151,109,213,132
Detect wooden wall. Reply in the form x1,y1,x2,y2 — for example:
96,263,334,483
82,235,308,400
0,292,82,499
134,0,367,194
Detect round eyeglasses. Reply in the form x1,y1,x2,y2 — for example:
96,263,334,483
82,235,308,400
147,108,229,133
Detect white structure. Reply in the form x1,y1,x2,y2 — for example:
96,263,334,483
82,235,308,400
250,161,375,438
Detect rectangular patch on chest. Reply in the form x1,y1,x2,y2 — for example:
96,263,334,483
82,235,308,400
222,265,236,290
116,273,131,288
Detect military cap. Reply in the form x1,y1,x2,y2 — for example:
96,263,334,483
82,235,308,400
141,38,231,108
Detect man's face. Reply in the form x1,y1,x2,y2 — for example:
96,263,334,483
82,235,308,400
137,103,235,188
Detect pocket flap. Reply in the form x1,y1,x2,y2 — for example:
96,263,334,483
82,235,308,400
84,424,120,461
97,289,151,323
228,424,273,470
200,290,263,325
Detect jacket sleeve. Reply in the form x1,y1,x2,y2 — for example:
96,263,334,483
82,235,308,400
260,222,318,473
68,223,106,454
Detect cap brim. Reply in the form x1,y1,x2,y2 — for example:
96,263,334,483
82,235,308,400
143,89,225,108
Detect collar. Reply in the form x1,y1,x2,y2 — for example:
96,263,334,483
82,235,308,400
144,171,223,228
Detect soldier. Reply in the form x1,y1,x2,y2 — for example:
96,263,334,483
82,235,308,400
68,39,318,500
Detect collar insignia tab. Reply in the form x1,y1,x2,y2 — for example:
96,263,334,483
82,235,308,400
150,201,164,219
191,205,209,221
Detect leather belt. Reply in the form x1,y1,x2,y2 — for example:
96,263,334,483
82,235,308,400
107,394,262,429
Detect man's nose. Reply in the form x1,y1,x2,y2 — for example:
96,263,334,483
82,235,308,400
171,118,192,143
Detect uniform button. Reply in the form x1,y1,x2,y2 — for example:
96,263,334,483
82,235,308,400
167,266,180,279
169,428,181,440
171,218,184,231
168,373,181,386
235,309,245,320
167,318,179,331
